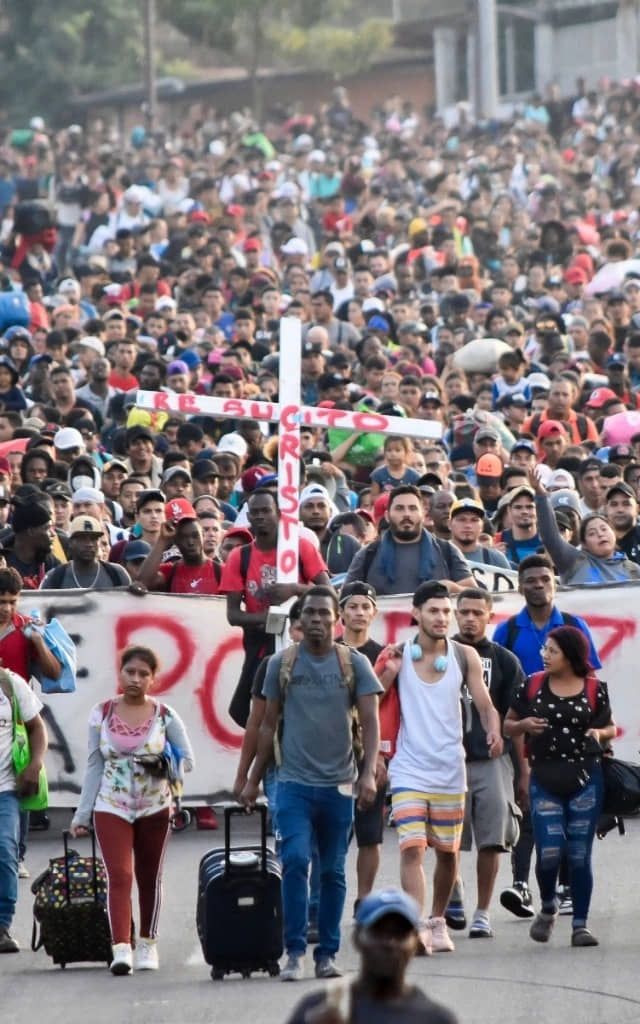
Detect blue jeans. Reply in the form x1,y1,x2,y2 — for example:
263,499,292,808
264,768,321,923
530,767,603,927
276,781,353,960
0,791,20,929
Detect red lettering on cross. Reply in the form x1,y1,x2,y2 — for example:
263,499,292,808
352,411,389,432
279,502,299,527
222,399,244,417
279,549,297,575
150,392,170,411
177,394,199,414
281,404,300,431
279,432,300,460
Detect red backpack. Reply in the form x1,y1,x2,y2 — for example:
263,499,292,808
526,671,598,709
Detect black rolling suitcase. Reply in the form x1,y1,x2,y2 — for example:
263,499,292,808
196,804,283,980
31,830,113,968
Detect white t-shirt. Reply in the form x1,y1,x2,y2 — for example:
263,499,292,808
0,673,43,793
389,641,466,794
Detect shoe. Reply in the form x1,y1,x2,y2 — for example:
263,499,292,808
280,954,304,982
306,922,319,945
571,927,599,948
469,914,493,939
110,942,133,975
17,861,30,879
529,910,557,944
429,916,455,952
134,938,159,970
445,899,467,931
557,886,573,916
0,927,19,953
416,922,433,956
315,957,342,979
500,882,535,919
28,812,49,832
353,898,361,919
195,806,218,830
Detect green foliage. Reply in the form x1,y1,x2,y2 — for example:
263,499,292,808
0,0,142,122
275,18,393,77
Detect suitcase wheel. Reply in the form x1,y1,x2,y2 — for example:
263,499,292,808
267,960,280,977
60,963,66,969
241,968,252,979
211,966,225,981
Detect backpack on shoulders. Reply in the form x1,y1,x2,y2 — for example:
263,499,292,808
503,611,580,653
273,642,361,765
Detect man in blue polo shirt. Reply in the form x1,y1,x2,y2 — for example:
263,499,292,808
492,552,600,919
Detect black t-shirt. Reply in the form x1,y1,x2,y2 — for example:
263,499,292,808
250,656,270,700
338,636,384,668
454,635,525,761
286,985,459,1024
510,675,611,767
617,524,640,565
4,547,60,590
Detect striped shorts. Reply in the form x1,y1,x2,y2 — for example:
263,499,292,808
391,789,466,852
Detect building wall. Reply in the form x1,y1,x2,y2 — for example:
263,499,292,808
547,17,619,93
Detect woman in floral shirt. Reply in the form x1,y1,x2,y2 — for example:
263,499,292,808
71,644,194,975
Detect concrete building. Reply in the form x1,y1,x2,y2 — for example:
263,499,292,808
394,1,640,118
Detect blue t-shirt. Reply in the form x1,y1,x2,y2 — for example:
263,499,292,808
492,605,601,676
370,465,420,492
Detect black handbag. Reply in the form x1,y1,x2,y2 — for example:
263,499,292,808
532,759,591,798
601,757,640,816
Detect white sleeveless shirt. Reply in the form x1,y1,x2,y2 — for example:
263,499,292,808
389,639,466,794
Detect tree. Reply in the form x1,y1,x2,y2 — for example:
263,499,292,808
275,19,393,80
0,1,142,123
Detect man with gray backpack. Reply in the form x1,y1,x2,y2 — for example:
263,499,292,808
240,585,382,983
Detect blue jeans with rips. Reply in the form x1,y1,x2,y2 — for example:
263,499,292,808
276,781,353,960
0,791,20,929
530,766,603,928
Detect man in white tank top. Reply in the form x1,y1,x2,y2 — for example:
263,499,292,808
379,581,503,955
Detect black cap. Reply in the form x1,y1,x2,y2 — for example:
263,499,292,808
192,459,220,481
605,481,635,501
339,581,377,606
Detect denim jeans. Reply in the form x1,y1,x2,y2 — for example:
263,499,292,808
19,810,28,861
0,791,20,929
530,767,603,927
264,768,321,923
276,781,353,960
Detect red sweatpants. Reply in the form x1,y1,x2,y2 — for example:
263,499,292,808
94,808,171,944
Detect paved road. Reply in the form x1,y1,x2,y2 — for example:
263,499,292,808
4,809,640,1024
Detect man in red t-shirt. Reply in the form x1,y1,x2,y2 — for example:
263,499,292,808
220,488,331,727
137,498,221,595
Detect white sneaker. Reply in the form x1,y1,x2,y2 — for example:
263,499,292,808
134,938,159,971
429,916,455,952
110,942,133,975
280,954,304,981
18,861,30,879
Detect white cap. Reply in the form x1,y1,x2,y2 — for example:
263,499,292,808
293,133,313,152
527,372,551,391
208,139,226,157
76,335,105,356
362,297,385,313
299,483,332,506
217,432,248,459
30,116,45,132
308,149,326,164
123,185,144,204
72,486,105,505
58,277,80,296
53,427,84,451
155,296,177,312
275,181,300,201
281,237,308,257
547,468,577,491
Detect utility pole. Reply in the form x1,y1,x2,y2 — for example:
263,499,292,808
475,0,498,120
143,0,158,135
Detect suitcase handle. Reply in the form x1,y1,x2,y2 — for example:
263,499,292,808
62,828,100,905
224,803,268,875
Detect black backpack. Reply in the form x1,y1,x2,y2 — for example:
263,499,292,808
529,411,590,442
503,610,580,651
359,536,458,583
45,561,124,589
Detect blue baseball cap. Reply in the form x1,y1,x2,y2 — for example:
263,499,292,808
355,888,421,930
123,540,152,562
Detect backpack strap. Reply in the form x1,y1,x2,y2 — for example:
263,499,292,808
449,638,468,679
504,615,519,653
103,561,124,586
526,671,546,703
584,675,599,712
45,563,67,590
239,542,252,586
278,643,300,701
360,539,380,583
334,642,356,700
100,699,115,724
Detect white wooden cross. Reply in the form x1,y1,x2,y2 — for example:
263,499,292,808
136,318,442,585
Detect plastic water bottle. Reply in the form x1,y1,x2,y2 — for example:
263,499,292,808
24,608,42,639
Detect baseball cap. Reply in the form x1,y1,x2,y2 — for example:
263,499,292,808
546,469,576,491
511,439,536,455
240,465,273,492
504,484,536,504
586,387,619,409
76,335,105,356
299,483,332,506
338,581,377,606
72,486,104,505
609,444,634,461
549,489,581,515
475,426,501,443
355,888,420,931
69,515,103,536
527,372,551,392
554,510,574,531
102,459,128,475
537,420,567,440
46,482,73,502
167,359,189,376
476,453,502,478
280,238,308,257
162,465,192,484
217,432,248,460
192,460,220,482
165,498,197,524
136,488,165,511
450,498,485,518
123,540,152,562
53,427,84,451
605,481,635,500
564,266,589,285
420,390,443,406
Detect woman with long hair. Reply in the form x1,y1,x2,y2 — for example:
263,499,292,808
504,625,615,947
70,645,194,975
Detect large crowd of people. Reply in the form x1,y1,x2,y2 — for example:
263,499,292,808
0,75,637,995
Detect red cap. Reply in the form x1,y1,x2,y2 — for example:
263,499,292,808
373,493,390,525
165,498,196,524
537,419,568,440
586,387,618,409
226,204,245,218
356,508,375,525
241,465,274,492
188,210,210,224
476,453,503,478
243,237,261,252
564,266,588,285
224,526,254,544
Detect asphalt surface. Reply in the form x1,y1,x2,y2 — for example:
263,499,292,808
3,808,640,1024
